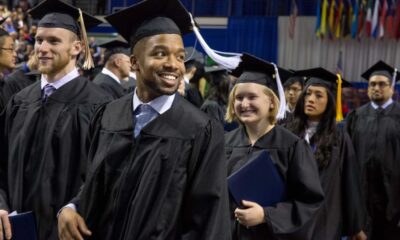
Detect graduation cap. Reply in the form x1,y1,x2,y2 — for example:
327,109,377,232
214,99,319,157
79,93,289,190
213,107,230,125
0,16,10,37
29,0,103,69
231,53,291,120
99,39,131,62
105,0,193,47
184,47,204,64
361,60,400,87
294,67,351,121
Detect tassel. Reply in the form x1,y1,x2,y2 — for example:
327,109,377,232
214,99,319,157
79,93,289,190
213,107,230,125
271,63,286,120
392,68,397,88
336,73,343,122
78,8,94,70
188,13,241,70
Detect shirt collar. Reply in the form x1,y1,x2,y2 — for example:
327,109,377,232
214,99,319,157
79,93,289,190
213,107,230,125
101,67,121,84
133,89,175,114
40,68,80,90
371,98,393,109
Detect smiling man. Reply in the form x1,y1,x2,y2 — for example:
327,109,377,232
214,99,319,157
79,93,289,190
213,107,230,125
346,60,400,240
57,0,231,240
0,0,111,239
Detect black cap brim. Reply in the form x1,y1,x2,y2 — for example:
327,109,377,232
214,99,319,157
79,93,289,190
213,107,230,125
105,0,192,45
361,60,400,82
29,0,103,31
295,67,351,92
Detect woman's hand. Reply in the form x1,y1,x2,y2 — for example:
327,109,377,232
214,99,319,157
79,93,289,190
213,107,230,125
234,200,265,227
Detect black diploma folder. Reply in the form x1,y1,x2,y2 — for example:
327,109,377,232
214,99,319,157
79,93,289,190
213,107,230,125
8,211,38,240
228,150,286,207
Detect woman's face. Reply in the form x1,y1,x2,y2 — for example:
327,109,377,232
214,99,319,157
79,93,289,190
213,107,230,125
304,85,328,121
234,83,273,126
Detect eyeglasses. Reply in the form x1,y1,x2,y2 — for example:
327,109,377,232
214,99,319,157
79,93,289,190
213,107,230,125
0,47,15,52
369,82,390,88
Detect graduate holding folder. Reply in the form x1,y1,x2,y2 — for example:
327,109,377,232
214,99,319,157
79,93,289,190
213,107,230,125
224,53,324,240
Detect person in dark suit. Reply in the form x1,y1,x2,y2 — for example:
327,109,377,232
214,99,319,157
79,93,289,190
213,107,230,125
92,39,132,99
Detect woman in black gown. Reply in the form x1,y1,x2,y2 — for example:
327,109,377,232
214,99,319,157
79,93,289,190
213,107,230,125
225,53,324,240
285,68,367,240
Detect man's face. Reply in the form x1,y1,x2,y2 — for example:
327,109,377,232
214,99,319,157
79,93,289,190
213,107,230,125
132,34,185,100
284,81,303,106
117,53,132,79
0,36,16,71
35,27,81,78
368,75,394,104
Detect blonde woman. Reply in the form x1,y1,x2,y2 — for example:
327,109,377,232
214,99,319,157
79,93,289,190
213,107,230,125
225,53,324,240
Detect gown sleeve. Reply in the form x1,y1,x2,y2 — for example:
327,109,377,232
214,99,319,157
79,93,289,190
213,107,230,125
264,139,324,234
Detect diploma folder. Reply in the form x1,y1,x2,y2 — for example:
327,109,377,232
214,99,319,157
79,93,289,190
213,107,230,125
8,211,38,240
227,150,286,207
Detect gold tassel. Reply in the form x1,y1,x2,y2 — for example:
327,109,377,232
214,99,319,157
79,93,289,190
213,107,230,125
336,73,343,122
78,8,94,70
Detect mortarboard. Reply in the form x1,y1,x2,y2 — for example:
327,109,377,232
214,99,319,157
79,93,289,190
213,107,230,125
105,0,193,47
231,53,291,120
361,60,400,87
294,67,351,121
29,0,103,69
99,38,131,62
0,16,9,36
184,46,204,64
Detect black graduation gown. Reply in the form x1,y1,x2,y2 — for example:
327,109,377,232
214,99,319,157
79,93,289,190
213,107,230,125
92,72,127,99
120,76,136,94
225,125,324,240
78,93,231,240
0,77,112,240
346,102,400,238
295,128,366,240
200,99,226,126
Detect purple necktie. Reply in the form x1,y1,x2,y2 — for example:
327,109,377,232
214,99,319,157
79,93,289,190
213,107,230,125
42,84,56,102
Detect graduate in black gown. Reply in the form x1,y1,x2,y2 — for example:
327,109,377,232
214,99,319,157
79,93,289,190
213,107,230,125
0,25,17,112
285,68,367,240
277,75,303,125
346,61,400,240
0,1,111,239
57,0,231,239
92,39,132,99
224,53,324,240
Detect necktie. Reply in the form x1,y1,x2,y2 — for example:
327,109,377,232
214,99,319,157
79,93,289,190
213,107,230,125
42,84,56,102
376,107,384,115
134,104,159,137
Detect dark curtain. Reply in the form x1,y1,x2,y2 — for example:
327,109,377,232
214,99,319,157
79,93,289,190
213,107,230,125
226,16,278,62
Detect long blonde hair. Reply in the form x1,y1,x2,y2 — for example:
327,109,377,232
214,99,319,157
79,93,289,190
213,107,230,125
225,83,280,125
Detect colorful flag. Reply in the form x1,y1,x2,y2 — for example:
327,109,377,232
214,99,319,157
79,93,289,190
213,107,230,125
341,0,351,37
351,0,359,38
329,0,337,38
365,0,373,36
371,0,380,38
335,0,345,38
386,0,396,38
357,0,367,38
394,0,400,39
319,0,330,37
289,0,298,39
379,0,388,38
316,0,322,35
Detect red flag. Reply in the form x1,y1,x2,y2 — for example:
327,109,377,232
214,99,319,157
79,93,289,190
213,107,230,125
394,0,400,39
379,0,388,38
365,0,373,36
358,0,366,38
386,0,396,38
289,0,298,39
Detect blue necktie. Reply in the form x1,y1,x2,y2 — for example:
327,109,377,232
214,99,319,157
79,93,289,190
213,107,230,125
134,104,159,137
42,84,56,102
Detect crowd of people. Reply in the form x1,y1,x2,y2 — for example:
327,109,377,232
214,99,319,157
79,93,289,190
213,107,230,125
0,0,398,240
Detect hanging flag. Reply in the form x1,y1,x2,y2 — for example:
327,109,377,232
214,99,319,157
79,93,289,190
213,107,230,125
394,0,400,39
386,0,396,38
341,0,351,37
365,0,373,36
316,0,322,35
379,0,388,38
289,0,298,39
319,0,330,37
371,0,380,38
351,0,359,38
329,0,337,38
335,0,345,38
357,0,367,38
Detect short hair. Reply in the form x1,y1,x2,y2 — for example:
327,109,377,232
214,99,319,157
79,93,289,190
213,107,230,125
225,84,280,125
